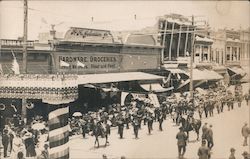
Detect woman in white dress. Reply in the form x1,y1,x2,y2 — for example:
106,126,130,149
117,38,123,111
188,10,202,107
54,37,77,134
10,133,24,158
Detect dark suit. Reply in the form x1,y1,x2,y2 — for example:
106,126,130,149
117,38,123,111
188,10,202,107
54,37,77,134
176,131,187,157
198,145,210,159
2,132,9,157
24,137,36,157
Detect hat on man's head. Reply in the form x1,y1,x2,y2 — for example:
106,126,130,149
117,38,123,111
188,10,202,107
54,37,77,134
230,148,236,152
3,128,8,133
242,151,249,157
202,140,206,144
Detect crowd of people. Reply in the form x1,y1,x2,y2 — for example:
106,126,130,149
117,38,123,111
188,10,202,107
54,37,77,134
1,116,49,159
1,83,250,159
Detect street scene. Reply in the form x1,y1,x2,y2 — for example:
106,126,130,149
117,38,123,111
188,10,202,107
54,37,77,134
0,1,250,159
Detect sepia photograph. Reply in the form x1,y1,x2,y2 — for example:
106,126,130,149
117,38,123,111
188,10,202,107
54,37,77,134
0,0,249,159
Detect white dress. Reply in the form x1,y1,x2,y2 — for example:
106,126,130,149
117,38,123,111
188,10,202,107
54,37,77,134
10,136,24,158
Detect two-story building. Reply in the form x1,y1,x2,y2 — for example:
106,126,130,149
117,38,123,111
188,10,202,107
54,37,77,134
156,14,223,91
211,28,247,84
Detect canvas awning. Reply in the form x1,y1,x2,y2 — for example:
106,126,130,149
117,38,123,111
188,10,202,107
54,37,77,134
212,65,227,74
191,69,223,81
177,69,223,89
139,83,174,93
227,67,246,77
77,72,164,84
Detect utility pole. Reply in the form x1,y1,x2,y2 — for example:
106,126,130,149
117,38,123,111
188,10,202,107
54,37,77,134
189,15,195,101
22,0,28,122
23,0,28,73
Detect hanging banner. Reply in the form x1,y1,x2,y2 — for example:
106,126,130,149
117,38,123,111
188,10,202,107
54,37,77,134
121,92,129,106
148,93,160,107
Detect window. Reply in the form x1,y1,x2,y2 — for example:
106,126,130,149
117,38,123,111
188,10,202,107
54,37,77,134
195,45,200,54
227,54,230,61
226,47,230,55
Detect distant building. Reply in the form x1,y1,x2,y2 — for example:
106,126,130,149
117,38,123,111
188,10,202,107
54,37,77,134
211,28,241,66
240,28,250,68
210,28,249,84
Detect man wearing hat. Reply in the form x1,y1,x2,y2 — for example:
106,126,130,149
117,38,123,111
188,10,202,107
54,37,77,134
197,140,210,159
117,115,125,139
2,128,9,157
23,130,36,157
241,122,250,146
202,123,208,140
206,125,214,150
132,116,140,139
228,148,236,159
242,151,250,159
176,127,188,158
147,113,154,135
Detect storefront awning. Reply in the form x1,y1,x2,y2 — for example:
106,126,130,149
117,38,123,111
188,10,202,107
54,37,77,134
227,67,246,77
77,72,164,84
212,65,227,74
177,69,223,90
139,83,174,93
192,69,223,81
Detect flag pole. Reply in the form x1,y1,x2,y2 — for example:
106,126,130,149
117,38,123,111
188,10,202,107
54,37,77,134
22,0,28,123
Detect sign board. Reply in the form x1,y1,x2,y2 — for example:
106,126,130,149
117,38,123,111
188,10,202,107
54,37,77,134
64,27,114,43
54,52,121,73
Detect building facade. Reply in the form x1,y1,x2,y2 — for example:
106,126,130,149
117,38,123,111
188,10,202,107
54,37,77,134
240,28,250,68
211,29,242,66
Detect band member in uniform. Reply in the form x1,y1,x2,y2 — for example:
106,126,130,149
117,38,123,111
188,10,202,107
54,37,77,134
147,112,154,134
132,115,140,139
117,115,125,139
158,112,164,131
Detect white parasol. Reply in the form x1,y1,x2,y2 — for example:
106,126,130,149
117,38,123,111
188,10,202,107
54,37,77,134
72,112,82,117
32,123,46,130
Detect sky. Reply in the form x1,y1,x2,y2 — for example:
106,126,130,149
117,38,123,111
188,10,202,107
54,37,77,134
0,0,249,40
